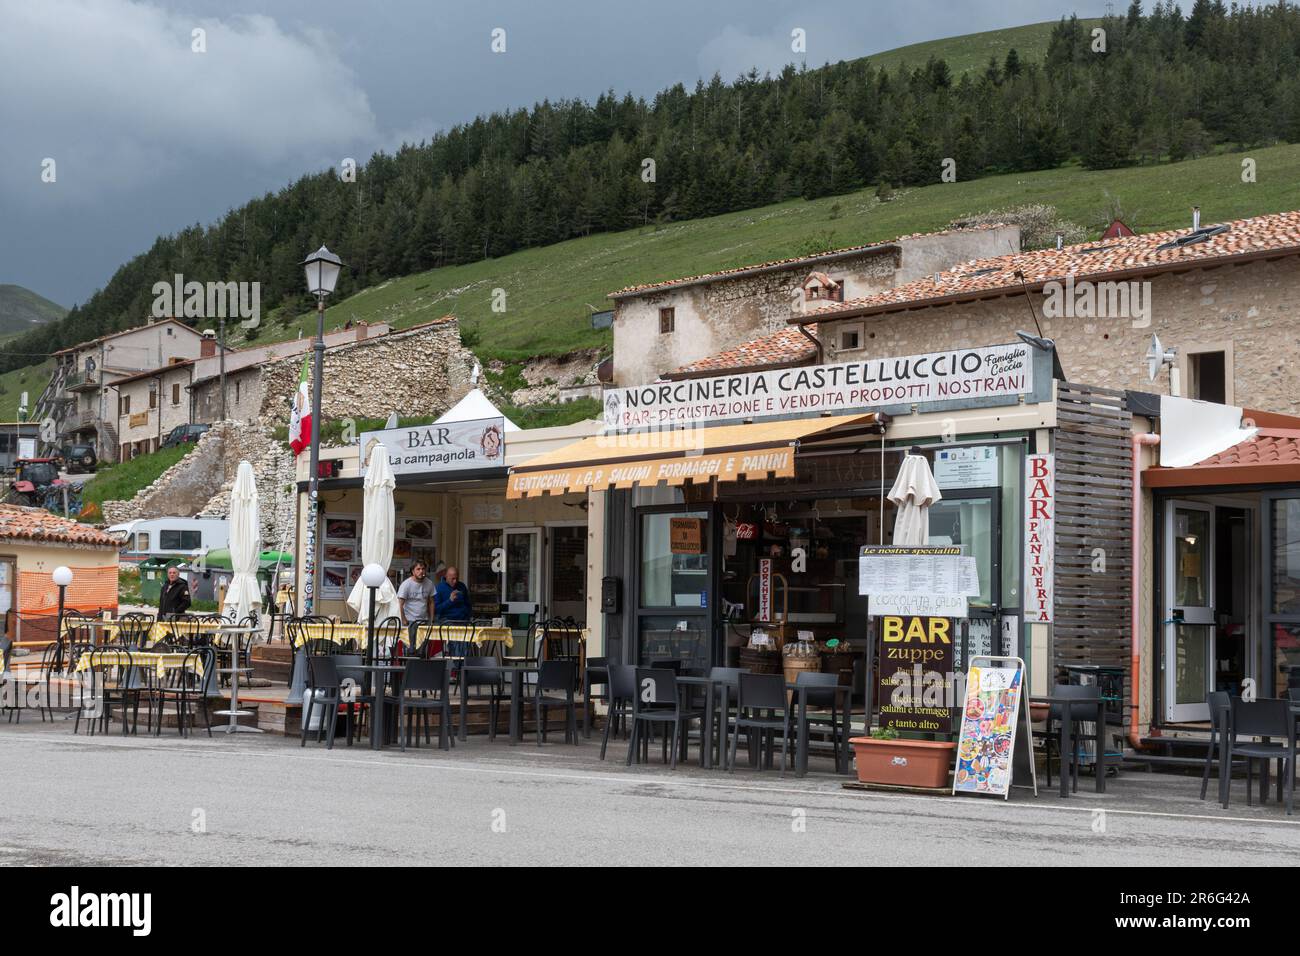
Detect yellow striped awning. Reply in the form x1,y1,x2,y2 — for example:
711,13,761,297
506,414,880,498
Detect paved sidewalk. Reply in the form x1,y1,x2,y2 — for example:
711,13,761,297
1,720,1298,866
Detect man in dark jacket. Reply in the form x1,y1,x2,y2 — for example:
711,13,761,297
159,565,191,617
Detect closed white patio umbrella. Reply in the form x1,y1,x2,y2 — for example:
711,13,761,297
222,460,263,621
346,442,402,630
888,452,941,546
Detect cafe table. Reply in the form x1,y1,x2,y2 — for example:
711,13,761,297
298,622,514,651
345,663,407,750
1036,694,1108,797
211,624,262,735
458,662,539,745
676,675,722,770
786,681,854,778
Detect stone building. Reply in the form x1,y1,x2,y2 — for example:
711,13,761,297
35,318,206,462
606,224,1020,387
785,208,1300,413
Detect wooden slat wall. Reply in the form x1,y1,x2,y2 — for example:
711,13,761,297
1053,382,1134,722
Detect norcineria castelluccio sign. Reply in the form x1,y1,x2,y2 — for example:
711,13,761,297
603,342,1033,431
360,416,507,477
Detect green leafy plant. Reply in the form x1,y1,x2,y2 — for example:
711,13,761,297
869,726,899,740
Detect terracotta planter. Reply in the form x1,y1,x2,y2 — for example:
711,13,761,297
850,737,957,789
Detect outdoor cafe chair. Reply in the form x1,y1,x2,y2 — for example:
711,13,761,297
332,652,378,745
116,612,155,648
1222,697,1296,814
599,663,637,760
407,622,441,659
1200,690,1240,801
706,667,745,769
374,616,403,656
534,660,579,746
627,667,703,770
729,672,791,775
460,654,507,741
301,655,356,750
398,658,454,752
81,646,142,736
788,671,847,770
153,646,214,738
1038,683,1104,793
583,655,609,739
2,637,59,724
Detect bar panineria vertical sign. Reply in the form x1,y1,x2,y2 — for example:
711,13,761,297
1024,454,1055,623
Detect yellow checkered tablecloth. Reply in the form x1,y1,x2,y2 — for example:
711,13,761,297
295,622,514,650
62,619,228,643
73,650,206,679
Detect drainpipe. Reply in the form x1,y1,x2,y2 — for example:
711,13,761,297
794,322,824,364
1130,432,1160,747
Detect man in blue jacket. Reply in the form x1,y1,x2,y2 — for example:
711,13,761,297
434,565,473,658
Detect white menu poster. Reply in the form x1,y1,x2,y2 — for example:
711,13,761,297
859,545,980,617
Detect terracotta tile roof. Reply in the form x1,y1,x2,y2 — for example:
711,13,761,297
609,225,1008,299
1195,428,1300,468
801,209,1300,321
668,324,819,378
0,505,119,548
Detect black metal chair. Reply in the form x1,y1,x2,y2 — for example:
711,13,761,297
153,646,214,738
707,667,743,769
600,663,637,760
729,672,791,774
583,655,609,739
2,636,58,723
1200,690,1241,801
1040,683,1104,792
1222,697,1296,814
535,660,578,746
461,655,507,741
627,667,703,769
397,658,454,751
83,646,141,736
115,612,155,648
373,616,403,656
301,655,354,749
791,671,847,771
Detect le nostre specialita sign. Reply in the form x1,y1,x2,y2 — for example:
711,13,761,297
360,416,507,477
603,343,1033,431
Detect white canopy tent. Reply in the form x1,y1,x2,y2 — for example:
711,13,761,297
436,388,520,431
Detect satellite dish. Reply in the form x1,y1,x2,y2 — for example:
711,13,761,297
1145,333,1177,382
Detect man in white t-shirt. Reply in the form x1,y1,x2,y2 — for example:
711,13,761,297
396,560,437,649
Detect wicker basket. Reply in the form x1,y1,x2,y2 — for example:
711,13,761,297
740,647,781,675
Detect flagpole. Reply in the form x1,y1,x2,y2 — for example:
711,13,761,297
304,295,325,614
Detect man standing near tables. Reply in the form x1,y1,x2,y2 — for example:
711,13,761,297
159,565,191,618
434,565,473,657
397,560,436,650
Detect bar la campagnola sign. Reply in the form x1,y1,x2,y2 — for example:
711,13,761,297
359,416,507,478
603,343,1033,431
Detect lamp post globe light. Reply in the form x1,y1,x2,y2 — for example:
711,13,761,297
52,565,73,669
361,563,386,667
301,246,344,616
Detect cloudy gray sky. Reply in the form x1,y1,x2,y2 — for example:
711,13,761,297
2,0,1149,308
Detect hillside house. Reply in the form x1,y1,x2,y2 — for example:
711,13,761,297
605,224,1020,387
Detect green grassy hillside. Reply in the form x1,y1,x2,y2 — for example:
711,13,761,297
0,359,52,421
0,284,66,337
231,142,1300,363
865,19,1099,76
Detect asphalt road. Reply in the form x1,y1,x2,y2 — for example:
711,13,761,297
1,722,1299,867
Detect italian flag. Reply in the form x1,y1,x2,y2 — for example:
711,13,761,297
288,356,312,456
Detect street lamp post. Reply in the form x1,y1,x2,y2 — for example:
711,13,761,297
300,246,344,616
360,563,387,748
52,565,73,670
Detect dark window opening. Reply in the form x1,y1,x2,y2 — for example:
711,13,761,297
659,307,675,334
1190,351,1226,405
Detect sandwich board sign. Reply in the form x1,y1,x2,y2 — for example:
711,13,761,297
952,656,1036,799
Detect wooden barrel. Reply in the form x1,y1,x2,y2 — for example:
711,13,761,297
740,647,781,675
783,655,820,686
820,651,855,686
